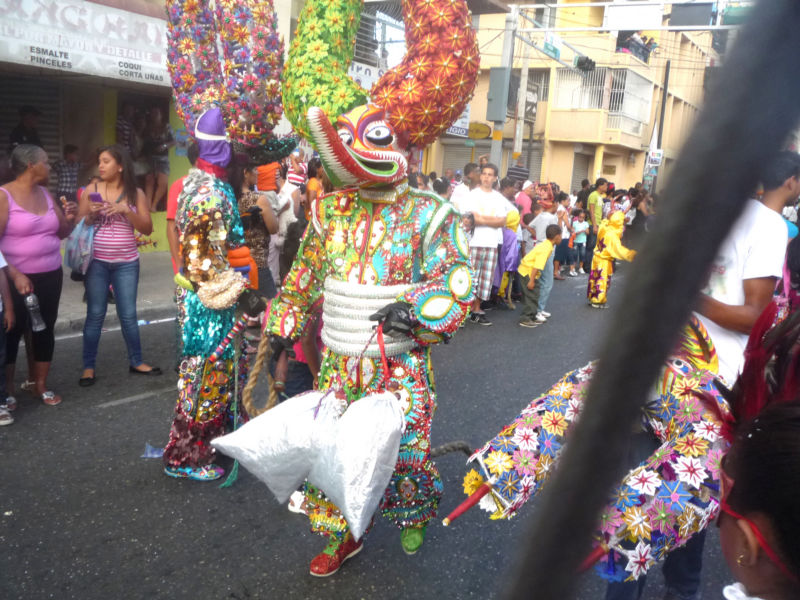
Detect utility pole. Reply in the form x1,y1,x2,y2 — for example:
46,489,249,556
513,41,531,163
489,6,518,169
651,59,671,192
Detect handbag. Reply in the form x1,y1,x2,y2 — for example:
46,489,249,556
64,217,95,275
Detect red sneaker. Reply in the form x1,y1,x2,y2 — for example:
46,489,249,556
309,534,363,577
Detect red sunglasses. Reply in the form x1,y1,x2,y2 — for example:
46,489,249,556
717,460,799,583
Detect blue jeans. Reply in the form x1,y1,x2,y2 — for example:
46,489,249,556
83,259,143,370
605,433,706,600
537,252,554,312
572,242,586,268
585,231,598,270
269,357,315,401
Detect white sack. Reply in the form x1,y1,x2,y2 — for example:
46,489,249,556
211,391,341,502
307,392,404,540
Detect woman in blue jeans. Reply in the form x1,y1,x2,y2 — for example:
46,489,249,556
77,145,161,386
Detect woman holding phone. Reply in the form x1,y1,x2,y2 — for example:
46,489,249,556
77,144,161,387
0,144,76,406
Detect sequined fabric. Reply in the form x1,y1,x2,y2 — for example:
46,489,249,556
266,186,473,535
163,168,250,469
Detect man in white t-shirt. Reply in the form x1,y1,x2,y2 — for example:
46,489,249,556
695,152,798,384
450,162,480,214
462,164,509,325
606,152,798,600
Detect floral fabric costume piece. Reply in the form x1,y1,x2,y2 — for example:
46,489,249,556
588,211,637,306
163,0,292,481
266,0,479,573
463,318,731,583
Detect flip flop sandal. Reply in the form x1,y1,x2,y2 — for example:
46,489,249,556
4,396,17,411
0,407,13,426
40,391,62,406
163,464,224,481
20,380,36,393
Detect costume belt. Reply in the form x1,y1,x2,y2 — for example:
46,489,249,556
322,277,418,358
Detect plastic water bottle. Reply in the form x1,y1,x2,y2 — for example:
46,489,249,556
25,294,46,332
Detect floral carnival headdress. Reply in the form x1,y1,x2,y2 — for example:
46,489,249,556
166,0,295,162
282,0,480,149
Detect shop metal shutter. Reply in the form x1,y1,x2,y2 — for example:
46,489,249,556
440,141,489,175
515,143,543,183
0,76,62,186
570,152,592,194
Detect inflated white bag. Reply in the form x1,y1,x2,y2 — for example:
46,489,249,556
307,391,405,540
211,391,342,502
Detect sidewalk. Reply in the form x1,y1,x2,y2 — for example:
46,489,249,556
56,252,177,335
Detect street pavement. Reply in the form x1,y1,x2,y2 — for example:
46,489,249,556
0,264,734,599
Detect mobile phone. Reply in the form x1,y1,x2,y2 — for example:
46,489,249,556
89,192,103,203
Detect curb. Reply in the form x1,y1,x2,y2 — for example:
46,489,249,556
54,305,177,336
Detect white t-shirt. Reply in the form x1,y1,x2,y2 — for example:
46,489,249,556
449,183,471,214
531,211,558,244
463,187,510,247
695,199,788,384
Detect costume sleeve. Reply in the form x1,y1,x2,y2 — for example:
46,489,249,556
595,367,729,582
464,360,729,583
265,218,327,340
506,209,520,230
401,203,474,345
605,233,637,262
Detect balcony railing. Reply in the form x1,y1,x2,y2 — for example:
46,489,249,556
606,114,643,136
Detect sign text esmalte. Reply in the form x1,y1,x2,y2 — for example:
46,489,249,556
1,0,168,86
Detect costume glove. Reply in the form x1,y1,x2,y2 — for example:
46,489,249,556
370,301,414,337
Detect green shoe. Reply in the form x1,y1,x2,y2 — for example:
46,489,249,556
400,526,426,555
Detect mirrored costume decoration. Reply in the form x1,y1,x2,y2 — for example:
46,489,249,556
162,0,292,481
264,0,479,575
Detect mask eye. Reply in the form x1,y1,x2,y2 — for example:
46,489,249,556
365,122,394,146
338,129,353,146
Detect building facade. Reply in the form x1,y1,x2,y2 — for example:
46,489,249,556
427,0,719,193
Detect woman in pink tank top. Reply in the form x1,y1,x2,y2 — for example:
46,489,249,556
0,144,77,407
76,145,161,387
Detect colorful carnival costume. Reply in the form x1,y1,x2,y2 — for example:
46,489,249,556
587,211,637,307
162,0,292,481
262,0,479,576
453,318,732,583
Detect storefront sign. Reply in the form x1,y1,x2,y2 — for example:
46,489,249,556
468,122,491,140
446,105,470,138
0,0,168,85
647,149,663,166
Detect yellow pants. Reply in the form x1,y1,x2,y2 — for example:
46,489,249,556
587,257,613,305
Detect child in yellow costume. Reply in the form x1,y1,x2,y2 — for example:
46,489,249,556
587,211,636,307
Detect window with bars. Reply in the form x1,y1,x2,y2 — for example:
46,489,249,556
553,67,652,136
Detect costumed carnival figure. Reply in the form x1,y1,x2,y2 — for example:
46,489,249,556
447,236,800,584
237,0,480,577
162,0,294,481
588,210,637,307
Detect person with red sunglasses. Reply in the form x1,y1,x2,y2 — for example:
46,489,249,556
717,401,800,600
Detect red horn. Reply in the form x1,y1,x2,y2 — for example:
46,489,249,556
370,0,479,148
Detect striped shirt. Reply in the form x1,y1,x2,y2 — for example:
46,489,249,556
93,208,139,263
287,161,307,186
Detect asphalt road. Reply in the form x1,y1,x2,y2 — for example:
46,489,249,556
0,266,733,599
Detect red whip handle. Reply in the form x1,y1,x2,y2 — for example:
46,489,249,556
442,482,494,526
